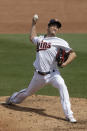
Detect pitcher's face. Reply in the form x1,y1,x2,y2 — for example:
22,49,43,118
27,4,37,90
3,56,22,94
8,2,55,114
47,25,58,36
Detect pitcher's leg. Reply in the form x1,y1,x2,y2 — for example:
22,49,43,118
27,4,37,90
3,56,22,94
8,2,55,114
50,74,73,118
6,72,45,104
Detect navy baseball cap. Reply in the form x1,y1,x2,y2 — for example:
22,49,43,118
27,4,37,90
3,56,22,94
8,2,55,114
48,19,62,29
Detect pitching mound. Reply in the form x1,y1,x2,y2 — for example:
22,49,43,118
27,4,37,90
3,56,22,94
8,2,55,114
0,95,87,131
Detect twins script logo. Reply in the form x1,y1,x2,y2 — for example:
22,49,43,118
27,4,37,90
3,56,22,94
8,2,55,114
37,40,51,52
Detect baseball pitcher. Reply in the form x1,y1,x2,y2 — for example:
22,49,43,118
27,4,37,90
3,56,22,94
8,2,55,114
6,15,77,123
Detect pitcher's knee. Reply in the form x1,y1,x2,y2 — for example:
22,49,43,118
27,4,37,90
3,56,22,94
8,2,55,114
58,80,66,89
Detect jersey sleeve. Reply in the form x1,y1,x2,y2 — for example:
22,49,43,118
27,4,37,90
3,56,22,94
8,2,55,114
32,36,39,45
60,39,72,53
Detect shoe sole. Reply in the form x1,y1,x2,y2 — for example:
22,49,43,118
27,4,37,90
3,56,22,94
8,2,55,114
66,118,77,123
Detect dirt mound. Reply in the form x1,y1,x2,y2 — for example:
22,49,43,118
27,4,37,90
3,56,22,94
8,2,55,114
0,95,87,131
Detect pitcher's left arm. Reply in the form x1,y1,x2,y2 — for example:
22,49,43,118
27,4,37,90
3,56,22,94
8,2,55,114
61,51,77,67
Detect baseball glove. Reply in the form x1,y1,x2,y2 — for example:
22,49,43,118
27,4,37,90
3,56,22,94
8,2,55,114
56,48,70,67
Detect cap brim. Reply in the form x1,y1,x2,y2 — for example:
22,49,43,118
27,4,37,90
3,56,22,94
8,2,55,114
48,21,61,28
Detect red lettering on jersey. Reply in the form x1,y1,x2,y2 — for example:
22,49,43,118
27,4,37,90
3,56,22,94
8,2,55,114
47,43,51,48
37,41,51,52
43,42,47,49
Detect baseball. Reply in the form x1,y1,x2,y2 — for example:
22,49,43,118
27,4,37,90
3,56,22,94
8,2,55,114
33,14,39,21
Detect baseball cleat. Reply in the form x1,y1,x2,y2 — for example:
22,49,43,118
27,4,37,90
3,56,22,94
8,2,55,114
5,92,18,105
66,116,77,123
5,97,14,105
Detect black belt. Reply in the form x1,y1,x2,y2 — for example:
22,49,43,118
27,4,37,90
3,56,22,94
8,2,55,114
36,69,55,76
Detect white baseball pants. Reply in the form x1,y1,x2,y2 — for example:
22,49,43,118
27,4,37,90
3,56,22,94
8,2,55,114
10,70,73,118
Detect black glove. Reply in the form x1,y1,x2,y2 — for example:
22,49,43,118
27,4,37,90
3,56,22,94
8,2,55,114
56,48,69,67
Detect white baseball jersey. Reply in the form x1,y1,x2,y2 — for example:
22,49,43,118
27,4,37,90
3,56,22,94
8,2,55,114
32,35,72,72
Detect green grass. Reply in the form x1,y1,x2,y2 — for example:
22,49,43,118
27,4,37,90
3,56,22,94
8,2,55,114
0,34,87,98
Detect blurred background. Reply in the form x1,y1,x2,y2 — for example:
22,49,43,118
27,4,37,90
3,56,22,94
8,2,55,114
0,0,87,33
